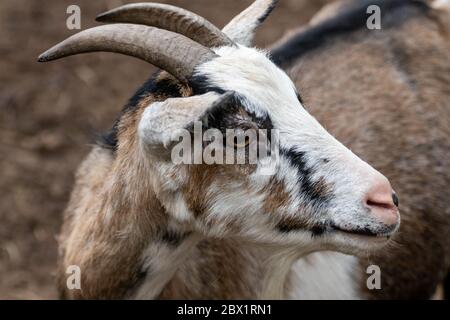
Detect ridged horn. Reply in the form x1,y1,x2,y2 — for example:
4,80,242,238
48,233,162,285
95,3,235,48
37,24,217,83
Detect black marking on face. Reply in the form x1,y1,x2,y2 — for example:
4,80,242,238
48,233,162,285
277,224,296,233
281,148,333,207
182,91,275,164
330,222,396,237
311,225,327,237
99,71,183,151
199,91,274,133
271,0,430,68
276,220,306,233
276,219,329,236
190,74,274,133
200,92,243,131
190,74,227,96
127,74,182,112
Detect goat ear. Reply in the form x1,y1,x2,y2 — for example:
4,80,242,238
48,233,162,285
138,92,225,150
222,0,277,46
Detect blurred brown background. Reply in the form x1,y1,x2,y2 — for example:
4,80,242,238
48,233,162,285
0,0,334,299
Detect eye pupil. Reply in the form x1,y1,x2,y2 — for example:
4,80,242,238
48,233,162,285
233,135,250,148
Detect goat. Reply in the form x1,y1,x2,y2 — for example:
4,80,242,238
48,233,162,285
272,0,450,299
38,0,427,299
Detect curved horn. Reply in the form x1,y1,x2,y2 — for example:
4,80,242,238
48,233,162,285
223,0,278,46
37,24,217,83
96,3,235,48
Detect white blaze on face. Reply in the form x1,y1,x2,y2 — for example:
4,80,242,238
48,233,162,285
196,45,398,236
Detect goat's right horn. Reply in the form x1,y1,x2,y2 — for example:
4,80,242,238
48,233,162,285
95,3,235,48
37,24,217,83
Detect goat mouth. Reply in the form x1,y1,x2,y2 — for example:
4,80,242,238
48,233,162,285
309,221,398,240
330,224,394,238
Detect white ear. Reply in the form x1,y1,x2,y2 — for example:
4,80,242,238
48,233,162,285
138,92,221,149
222,0,277,46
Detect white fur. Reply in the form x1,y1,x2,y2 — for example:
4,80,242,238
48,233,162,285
195,45,397,243
134,45,398,299
260,247,307,299
288,252,361,299
133,234,201,299
139,92,220,148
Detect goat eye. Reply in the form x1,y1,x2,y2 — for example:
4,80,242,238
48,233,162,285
225,131,251,149
234,136,250,148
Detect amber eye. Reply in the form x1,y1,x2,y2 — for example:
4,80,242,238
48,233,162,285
234,136,250,148
226,132,251,149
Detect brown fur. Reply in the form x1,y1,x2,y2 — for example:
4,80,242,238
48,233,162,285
57,67,273,298
58,74,181,298
262,177,292,214
159,239,264,299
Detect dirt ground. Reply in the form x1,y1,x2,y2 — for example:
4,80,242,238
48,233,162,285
0,0,335,299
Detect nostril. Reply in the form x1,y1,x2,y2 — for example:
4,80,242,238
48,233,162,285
364,178,398,225
392,192,399,207
366,199,395,210
365,185,397,212
365,196,398,226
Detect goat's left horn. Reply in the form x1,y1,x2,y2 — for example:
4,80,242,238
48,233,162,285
95,3,235,48
37,24,217,84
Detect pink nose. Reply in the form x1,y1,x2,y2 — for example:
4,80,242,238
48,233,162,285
365,178,399,226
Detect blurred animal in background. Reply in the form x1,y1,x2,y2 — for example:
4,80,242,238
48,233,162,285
273,0,450,299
